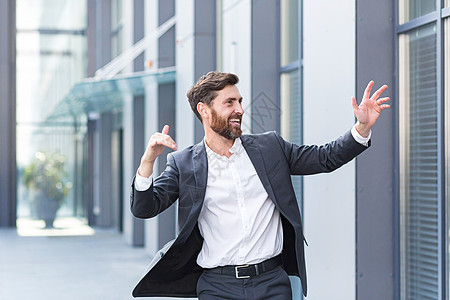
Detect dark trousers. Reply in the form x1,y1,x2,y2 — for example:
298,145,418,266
196,265,292,300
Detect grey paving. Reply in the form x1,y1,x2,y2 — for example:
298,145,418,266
0,228,189,300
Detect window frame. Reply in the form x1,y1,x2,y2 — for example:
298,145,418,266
279,0,303,207
394,0,449,299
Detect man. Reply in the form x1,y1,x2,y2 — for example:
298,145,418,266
130,72,390,299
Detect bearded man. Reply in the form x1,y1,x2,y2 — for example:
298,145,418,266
130,71,390,299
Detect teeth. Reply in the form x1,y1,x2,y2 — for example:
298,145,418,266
230,119,240,122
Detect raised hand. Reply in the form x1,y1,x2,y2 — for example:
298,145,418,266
352,81,390,137
138,125,177,177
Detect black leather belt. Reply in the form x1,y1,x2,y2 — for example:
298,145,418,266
205,255,282,279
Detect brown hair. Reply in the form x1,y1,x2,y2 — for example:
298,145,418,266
187,71,239,121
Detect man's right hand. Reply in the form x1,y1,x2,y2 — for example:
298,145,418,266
138,125,177,178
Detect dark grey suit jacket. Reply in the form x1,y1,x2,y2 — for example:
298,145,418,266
130,130,369,298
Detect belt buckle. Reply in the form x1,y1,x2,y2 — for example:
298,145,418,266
235,265,250,279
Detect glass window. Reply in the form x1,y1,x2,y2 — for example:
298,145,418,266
399,24,438,299
280,0,299,66
280,71,302,199
399,0,436,24
16,0,88,229
16,0,86,30
280,71,300,145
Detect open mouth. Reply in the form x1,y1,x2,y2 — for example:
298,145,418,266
229,118,241,127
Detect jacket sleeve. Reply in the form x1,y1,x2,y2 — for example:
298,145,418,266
273,130,369,175
130,153,180,219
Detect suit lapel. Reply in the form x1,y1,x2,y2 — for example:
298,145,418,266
190,137,277,205
176,141,207,244
192,141,208,205
241,136,277,204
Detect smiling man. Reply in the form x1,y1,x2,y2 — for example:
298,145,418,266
130,71,390,299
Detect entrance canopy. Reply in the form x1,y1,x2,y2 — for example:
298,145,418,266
48,67,175,119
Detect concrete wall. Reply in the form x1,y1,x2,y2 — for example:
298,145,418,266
175,0,196,151
221,0,252,133
303,0,357,298
122,0,145,247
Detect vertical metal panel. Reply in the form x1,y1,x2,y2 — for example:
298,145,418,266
111,128,123,231
158,0,175,68
0,0,16,227
101,0,112,67
132,0,145,235
194,0,216,78
157,82,177,247
94,0,112,70
251,0,280,133
158,0,175,25
87,119,96,225
134,0,145,72
132,96,146,246
356,0,395,299
194,0,216,142
98,112,113,227
87,0,97,77
393,1,401,298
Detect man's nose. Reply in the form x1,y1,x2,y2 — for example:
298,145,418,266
234,103,244,115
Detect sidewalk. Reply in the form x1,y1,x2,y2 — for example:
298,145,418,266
0,222,188,300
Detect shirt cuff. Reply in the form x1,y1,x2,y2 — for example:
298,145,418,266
351,124,371,147
135,170,153,191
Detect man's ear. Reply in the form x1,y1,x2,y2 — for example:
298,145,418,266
197,102,210,120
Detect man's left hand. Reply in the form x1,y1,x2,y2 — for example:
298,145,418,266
352,81,390,137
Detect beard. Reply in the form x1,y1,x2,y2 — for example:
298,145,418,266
210,108,242,140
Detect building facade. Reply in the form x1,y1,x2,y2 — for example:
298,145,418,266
2,0,450,299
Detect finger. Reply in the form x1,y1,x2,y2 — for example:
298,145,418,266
165,137,177,150
363,81,374,99
154,138,177,151
379,104,390,110
371,84,388,100
158,134,178,150
161,125,170,135
159,141,177,151
351,97,359,111
377,97,390,104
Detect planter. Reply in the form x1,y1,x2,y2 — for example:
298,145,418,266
33,191,61,228
22,151,71,229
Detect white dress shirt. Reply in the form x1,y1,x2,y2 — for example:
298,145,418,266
134,126,370,268
196,138,283,268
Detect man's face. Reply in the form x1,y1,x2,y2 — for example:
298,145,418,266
208,85,244,140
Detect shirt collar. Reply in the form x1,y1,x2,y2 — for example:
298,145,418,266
204,137,243,159
229,137,242,154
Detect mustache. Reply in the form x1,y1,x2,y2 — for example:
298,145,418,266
228,114,242,121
